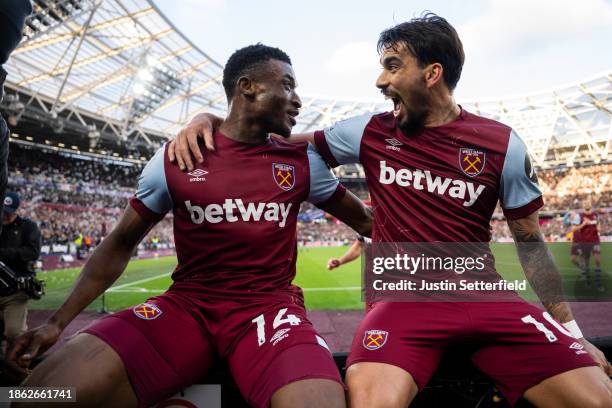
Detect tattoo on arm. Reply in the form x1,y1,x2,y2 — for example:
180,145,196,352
507,213,574,323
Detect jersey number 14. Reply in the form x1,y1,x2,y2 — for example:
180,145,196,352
251,308,302,347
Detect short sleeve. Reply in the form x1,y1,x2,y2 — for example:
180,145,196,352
129,144,173,222
313,113,374,167
499,130,543,219
306,144,346,205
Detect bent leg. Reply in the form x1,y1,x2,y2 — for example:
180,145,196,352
81,297,215,407
15,333,137,408
524,366,612,408
233,339,345,408
228,303,344,408
346,362,417,408
344,302,455,408
469,301,603,407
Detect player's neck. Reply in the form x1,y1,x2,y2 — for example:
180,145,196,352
424,94,461,128
219,114,269,145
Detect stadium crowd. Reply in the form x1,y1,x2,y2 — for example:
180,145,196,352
9,143,137,208
8,143,174,248
538,164,612,209
490,212,612,242
6,143,612,247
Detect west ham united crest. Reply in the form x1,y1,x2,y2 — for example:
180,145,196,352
273,163,295,191
363,330,389,350
133,302,163,320
459,148,486,177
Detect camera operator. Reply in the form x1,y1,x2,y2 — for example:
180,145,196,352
0,192,41,351
0,1,33,231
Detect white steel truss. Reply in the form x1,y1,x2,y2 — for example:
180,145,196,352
4,0,226,145
298,72,612,169
3,0,611,168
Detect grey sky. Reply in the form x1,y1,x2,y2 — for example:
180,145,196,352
155,0,612,102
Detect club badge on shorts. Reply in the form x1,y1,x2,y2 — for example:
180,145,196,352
273,163,295,191
363,329,388,350
459,148,486,177
133,302,163,320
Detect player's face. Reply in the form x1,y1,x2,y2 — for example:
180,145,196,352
252,59,301,138
376,43,430,135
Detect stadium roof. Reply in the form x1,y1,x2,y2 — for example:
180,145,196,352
4,0,226,146
3,0,611,167
299,72,612,168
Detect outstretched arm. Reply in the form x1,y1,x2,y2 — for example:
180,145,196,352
48,206,154,330
5,206,156,376
327,239,364,270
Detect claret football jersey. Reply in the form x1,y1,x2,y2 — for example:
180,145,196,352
314,108,543,244
130,132,346,296
579,212,600,243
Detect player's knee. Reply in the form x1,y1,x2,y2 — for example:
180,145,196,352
271,378,345,408
23,336,86,386
348,386,406,408
525,367,612,408
588,380,612,408
24,334,128,402
307,381,345,408
347,376,405,408
578,392,612,408
574,371,612,408
346,364,416,408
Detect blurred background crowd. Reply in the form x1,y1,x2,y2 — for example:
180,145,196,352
7,143,612,248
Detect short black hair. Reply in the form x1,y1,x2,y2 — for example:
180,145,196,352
222,44,292,99
377,12,464,91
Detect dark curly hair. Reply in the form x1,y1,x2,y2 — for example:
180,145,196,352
378,12,464,91
222,43,292,99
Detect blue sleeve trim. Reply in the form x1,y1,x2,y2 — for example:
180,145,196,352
135,144,173,215
307,144,340,204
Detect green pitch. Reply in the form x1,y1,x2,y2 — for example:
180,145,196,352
30,243,611,312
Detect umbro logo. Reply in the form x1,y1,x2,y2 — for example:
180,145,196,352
569,342,588,355
385,138,403,151
188,168,208,182
270,328,291,346
385,138,403,146
188,169,208,177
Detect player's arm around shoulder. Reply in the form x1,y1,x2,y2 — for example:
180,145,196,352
166,110,374,171
506,211,611,375
167,112,316,170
